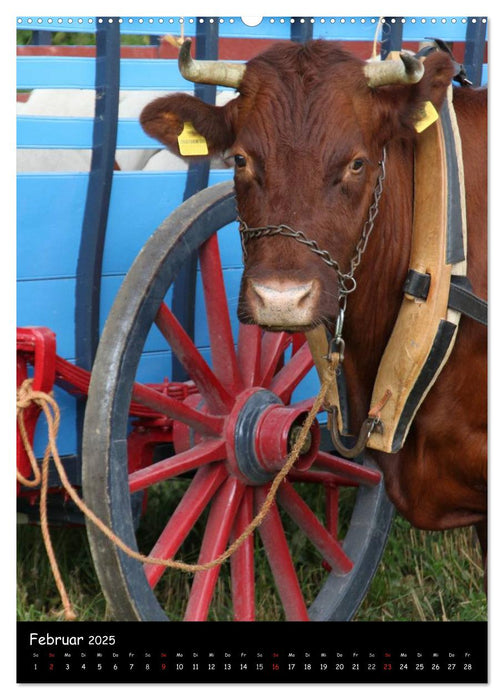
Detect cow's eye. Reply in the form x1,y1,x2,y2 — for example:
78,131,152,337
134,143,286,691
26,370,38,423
351,158,365,172
234,154,247,168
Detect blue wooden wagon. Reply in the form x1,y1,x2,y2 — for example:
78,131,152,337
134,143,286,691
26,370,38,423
16,15,487,621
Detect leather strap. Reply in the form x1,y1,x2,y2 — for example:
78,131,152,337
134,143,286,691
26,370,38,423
404,270,487,325
403,269,431,300
448,275,488,325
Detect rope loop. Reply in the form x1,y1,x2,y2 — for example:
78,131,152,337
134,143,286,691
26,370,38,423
16,379,76,620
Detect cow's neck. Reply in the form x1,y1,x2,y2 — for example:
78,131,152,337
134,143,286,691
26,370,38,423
340,139,414,432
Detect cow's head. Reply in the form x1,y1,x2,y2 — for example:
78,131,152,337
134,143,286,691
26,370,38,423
141,40,454,332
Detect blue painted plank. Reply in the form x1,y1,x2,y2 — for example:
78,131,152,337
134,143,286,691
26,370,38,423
118,118,162,148
17,116,94,149
17,171,188,280
101,172,188,275
214,221,243,270
17,173,88,280
135,350,173,384
17,115,174,150
17,56,194,91
16,171,234,281
98,274,128,338
17,278,77,358
102,171,232,275
17,57,96,89
119,58,200,90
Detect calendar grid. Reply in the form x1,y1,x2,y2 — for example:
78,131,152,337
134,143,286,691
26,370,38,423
17,621,487,683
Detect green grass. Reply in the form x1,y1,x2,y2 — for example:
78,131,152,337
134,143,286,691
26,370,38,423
16,482,486,622
354,517,486,621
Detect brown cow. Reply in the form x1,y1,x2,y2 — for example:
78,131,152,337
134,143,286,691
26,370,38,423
141,41,487,568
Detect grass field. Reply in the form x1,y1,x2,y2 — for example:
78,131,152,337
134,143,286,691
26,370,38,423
16,485,486,623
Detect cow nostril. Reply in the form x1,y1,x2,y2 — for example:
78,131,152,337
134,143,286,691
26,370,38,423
297,283,313,305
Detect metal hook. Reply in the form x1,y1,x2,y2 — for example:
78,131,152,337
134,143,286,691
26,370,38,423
327,407,380,459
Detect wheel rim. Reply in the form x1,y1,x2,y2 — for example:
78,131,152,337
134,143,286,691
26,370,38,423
83,181,394,622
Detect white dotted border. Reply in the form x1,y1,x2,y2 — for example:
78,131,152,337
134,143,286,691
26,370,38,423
17,17,487,26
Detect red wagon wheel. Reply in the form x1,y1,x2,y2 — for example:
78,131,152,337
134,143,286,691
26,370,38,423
82,180,394,621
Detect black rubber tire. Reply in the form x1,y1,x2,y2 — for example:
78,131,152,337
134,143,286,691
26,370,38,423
82,180,394,622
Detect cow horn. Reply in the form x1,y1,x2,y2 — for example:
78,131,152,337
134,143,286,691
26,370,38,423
178,39,246,88
364,52,424,87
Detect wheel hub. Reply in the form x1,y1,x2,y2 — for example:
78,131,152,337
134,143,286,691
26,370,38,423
226,388,320,485
173,387,320,485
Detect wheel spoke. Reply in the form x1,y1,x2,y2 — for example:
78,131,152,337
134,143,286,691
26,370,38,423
155,302,233,413
131,382,223,436
184,477,246,621
254,484,310,621
325,483,339,540
230,487,255,621
128,439,227,493
237,323,262,387
259,331,291,387
268,341,314,403
277,481,353,574
314,451,382,487
143,464,227,588
199,234,243,394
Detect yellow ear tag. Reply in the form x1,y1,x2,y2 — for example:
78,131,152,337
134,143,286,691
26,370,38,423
177,122,209,156
415,101,439,133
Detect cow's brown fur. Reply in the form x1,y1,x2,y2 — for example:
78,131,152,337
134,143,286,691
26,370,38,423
141,41,487,561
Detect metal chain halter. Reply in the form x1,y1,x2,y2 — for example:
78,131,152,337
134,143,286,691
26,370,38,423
237,148,387,301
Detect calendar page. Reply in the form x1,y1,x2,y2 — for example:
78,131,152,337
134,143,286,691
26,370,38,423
16,13,488,685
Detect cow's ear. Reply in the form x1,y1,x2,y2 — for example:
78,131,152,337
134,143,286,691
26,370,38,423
418,50,456,110
140,93,237,157
370,51,455,140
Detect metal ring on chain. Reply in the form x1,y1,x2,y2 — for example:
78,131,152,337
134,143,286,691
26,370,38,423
237,148,387,300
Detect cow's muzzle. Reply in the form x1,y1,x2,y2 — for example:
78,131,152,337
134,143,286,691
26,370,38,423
244,278,321,329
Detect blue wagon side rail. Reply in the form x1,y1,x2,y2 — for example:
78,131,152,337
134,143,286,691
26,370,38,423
16,16,487,622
